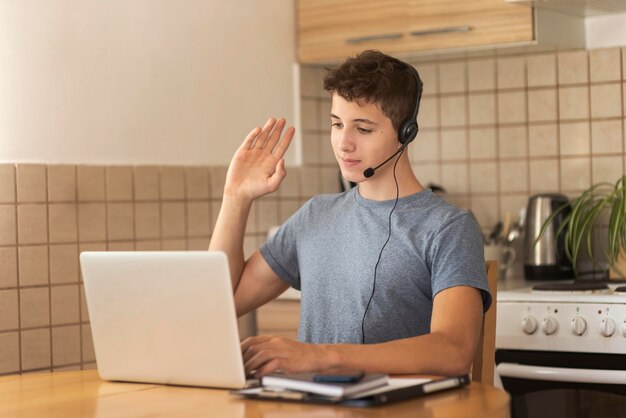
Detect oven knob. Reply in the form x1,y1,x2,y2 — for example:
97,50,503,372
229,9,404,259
521,315,538,334
570,316,587,336
600,317,616,337
541,316,558,335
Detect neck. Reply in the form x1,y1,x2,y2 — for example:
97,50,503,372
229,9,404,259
357,156,423,201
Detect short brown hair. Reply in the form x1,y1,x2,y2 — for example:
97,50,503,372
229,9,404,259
323,50,421,132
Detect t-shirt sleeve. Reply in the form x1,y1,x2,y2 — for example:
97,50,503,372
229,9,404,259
259,200,312,290
429,211,492,312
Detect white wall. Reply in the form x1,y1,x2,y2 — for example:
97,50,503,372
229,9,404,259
0,0,297,165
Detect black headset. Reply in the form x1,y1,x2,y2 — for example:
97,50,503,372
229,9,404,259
397,63,423,145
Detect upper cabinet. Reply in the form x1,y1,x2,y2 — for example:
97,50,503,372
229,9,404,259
297,0,534,63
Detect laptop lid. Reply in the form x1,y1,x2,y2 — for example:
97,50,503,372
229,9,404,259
80,251,246,389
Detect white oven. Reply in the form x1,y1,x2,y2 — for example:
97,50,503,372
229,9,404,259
496,282,626,418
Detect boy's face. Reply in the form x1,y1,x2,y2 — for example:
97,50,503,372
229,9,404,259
330,94,400,183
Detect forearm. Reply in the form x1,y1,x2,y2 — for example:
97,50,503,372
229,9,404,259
209,195,253,290
320,332,475,376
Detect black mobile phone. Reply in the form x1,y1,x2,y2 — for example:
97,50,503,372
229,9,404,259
312,371,365,383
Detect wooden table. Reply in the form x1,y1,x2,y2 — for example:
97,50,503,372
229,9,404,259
0,370,510,418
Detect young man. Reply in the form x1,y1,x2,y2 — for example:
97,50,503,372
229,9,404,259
210,50,490,378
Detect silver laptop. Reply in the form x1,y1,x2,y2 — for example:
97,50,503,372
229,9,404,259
80,251,247,389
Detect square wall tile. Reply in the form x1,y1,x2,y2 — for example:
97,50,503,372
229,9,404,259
590,83,621,118
77,166,105,202
592,156,623,184
560,122,590,156
107,241,135,251
187,238,210,251
500,194,529,223
410,130,439,162
318,99,331,130
498,91,526,124
301,133,320,165
17,204,47,245
0,332,20,374
529,124,558,157
592,120,623,154
300,65,324,98
418,97,439,128
527,53,557,87
469,128,497,160
321,133,335,165
20,287,50,328
0,247,18,288
441,129,467,160
161,239,186,251
528,89,557,122
470,196,499,230
52,325,80,367
0,205,16,246
161,202,186,238
415,62,438,95
439,62,466,93
48,203,78,243
107,203,134,241
559,86,589,120
497,56,526,89
79,284,89,320
160,167,185,200
186,202,210,237
468,93,496,125
0,290,19,331
440,96,467,127
135,203,160,240
47,165,76,202
468,58,496,91
78,203,106,242
49,244,79,285
469,162,498,193
499,161,528,193
301,98,318,131
209,167,228,199
185,167,210,200
135,240,161,251
529,159,559,192
300,168,320,197
498,126,527,158
560,157,591,191
18,246,48,286
589,48,621,82
257,200,279,233
0,164,16,203
51,285,80,326
21,328,51,371
16,164,46,203
557,50,588,84
441,163,468,194
105,166,133,201
278,200,302,224
133,166,160,201
321,167,340,194
81,324,96,363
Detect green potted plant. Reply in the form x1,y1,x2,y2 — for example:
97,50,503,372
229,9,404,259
537,175,626,278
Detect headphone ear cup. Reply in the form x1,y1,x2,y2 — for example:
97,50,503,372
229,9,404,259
398,120,418,145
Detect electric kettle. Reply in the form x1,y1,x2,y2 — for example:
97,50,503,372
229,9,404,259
523,193,574,280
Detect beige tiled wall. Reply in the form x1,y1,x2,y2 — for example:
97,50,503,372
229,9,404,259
0,163,330,376
300,46,626,232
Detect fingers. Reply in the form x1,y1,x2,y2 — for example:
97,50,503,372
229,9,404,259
267,159,287,191
272,126,295,159
240,126,262,150
252,118,278,149
263,118,287,150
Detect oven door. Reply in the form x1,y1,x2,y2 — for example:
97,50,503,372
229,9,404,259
496,349,626,418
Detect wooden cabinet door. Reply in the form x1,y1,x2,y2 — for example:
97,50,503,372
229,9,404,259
297,0,534,63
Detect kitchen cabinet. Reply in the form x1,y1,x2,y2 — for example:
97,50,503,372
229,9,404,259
256,299,300,339
298,0,534,63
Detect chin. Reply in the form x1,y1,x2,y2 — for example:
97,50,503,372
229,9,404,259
339,169,363,184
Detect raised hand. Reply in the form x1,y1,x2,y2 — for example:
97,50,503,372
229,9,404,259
224,118,295,201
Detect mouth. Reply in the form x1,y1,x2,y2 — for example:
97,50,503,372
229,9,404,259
339,157,361,168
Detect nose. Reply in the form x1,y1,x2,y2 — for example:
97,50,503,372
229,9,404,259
337,129,356,153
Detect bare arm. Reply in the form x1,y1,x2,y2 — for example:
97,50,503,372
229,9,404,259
209,117,295,308
242,286,484,377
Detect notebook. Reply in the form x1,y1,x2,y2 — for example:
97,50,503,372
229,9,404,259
234,375,470,407
80,251,248,389
261,372,388,397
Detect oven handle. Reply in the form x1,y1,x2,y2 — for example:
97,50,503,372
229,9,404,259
497,363,626,385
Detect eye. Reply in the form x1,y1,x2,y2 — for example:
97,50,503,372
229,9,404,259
331,122,343,129
357,127,372,134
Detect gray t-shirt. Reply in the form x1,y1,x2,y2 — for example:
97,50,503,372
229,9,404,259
260,187,490,344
